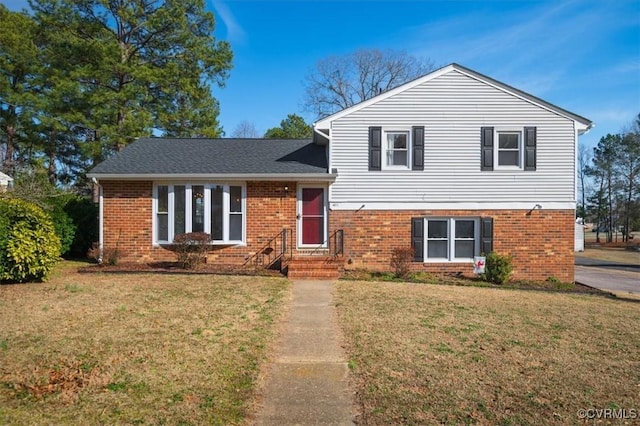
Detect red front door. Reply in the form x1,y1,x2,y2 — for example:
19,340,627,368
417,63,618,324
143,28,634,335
300,188,325,245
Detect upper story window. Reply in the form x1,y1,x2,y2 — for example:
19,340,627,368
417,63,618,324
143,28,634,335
369,126,424,171
386,131,410,168
481,126,537,172
496,131,522,168
154,183,245,245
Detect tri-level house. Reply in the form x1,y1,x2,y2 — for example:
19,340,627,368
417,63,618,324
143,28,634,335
88,63,592,282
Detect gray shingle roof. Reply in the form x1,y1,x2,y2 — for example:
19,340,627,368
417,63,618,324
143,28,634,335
89,138,328,176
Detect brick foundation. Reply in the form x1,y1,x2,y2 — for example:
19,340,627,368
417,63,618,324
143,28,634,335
101,181,575,282
329,209,575,282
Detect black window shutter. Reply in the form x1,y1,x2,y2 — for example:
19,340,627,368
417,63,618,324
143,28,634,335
411,218,424,261
369,127,382,171
412,126,424,171
524,126,537,171
480,217,493,255
481,127,494,171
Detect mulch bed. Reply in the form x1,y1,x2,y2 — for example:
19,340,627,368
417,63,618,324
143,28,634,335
78,263,613,298
77,262,284,276
340,270,611,296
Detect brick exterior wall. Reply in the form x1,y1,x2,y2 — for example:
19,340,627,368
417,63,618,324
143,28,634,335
102,181,154,260
329,209,575,282
101,180,575,282
101,180,299,265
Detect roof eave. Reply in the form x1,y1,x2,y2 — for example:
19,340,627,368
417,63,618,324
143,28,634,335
88,172,337,182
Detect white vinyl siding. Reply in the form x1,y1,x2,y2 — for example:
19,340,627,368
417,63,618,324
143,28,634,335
329,70,576,205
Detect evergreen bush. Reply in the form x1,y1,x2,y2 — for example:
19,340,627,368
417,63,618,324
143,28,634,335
0,198,61,282
482,252,513,284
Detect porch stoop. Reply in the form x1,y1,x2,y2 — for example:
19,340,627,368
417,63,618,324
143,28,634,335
286,256,344,280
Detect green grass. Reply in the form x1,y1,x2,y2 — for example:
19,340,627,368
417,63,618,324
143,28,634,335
0,262,289,425
335,281,640,425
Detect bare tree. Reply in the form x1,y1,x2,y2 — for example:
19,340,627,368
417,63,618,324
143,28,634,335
231,120,260,138
303,49,436,118
577,142,592,216
616,114,640,241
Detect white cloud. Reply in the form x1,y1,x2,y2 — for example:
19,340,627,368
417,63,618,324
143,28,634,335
591,108,637,124
209,0,247,44
614,59,640,74
401,0,620,95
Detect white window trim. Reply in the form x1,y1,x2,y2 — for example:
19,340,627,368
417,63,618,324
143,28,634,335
153,183,246,246
383,129,411,170
494,130,524,170
424,217,480,263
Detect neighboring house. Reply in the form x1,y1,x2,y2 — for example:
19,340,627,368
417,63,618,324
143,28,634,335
0,172,12,191
88,63,592,282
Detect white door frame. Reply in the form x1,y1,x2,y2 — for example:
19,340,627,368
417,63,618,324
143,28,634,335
297,185,328,248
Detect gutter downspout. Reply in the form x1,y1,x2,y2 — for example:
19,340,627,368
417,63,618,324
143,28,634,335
313,124,333,203
312,124,330,161
312,124,326,140
92,177,103,263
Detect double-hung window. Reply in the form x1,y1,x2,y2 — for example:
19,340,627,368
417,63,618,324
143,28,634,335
385,131,410,168
482,126,536,171
154,183,245,244
425,218,479,261
369,126,424,171
496,131,521,168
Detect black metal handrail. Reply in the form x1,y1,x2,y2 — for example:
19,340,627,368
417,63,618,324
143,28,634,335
243,228,292,270
308,229,344,258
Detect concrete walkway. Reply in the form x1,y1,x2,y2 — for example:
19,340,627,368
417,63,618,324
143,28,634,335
254,280,354,425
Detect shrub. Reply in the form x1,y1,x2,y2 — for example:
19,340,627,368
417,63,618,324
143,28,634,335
173,232,211,269
390,247,415,279
482,252,513,284
7,169,98,258
87,243,123,266
46,193,98,259
0,198,61,282
63,196,98,258
48,204,76,256
87,243,100,263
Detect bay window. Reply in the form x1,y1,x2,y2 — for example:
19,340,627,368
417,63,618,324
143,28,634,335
154,183,245,244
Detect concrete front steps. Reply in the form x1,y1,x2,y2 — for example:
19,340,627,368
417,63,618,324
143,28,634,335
286,256,344,280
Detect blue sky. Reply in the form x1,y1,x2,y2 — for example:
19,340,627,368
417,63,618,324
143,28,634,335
5,0,640,149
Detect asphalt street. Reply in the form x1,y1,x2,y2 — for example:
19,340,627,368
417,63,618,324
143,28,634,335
575,255,639,273
575,255,640,295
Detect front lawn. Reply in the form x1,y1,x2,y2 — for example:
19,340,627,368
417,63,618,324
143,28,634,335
0,262,289,425
335,281,640,425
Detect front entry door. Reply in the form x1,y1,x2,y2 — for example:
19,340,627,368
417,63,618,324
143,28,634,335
299,187,326,246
